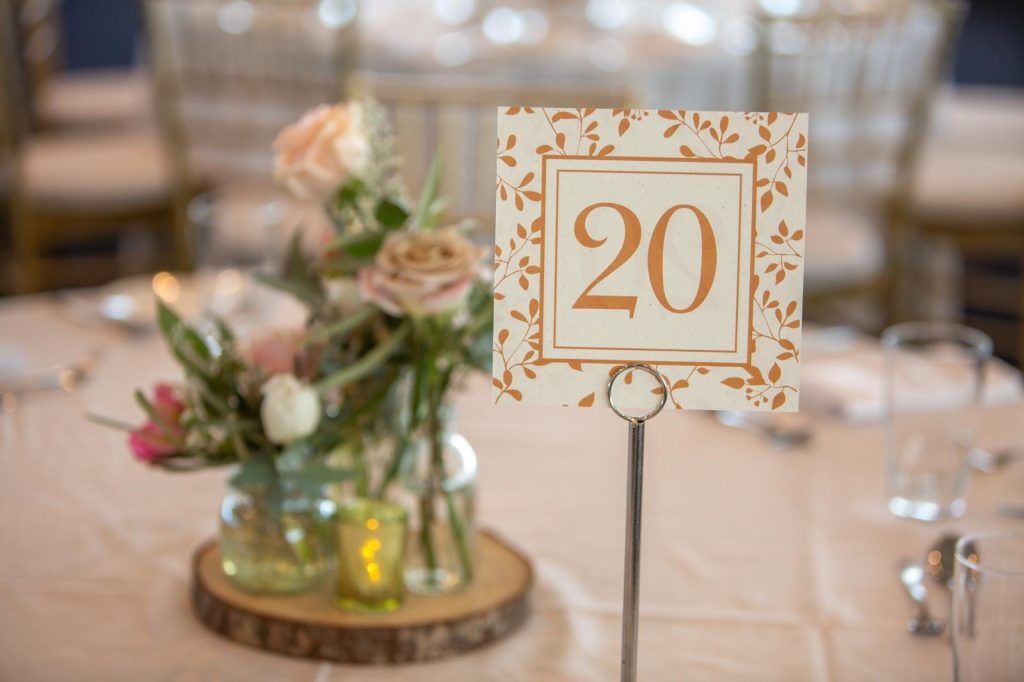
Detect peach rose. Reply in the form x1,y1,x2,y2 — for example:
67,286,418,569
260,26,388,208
272,102,369,201
357,227,484,317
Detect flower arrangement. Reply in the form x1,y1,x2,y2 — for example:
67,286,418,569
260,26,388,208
112,100,492,596
263,100,492,591
124,305,354,497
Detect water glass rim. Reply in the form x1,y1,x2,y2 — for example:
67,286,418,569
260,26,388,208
956,530,1024,577
187,190,285,227
881,321,993,358
337,497,407,524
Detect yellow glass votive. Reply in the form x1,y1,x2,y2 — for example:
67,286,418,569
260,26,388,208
335,498,407,613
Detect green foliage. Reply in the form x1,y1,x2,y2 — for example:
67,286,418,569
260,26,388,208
229,451,277,491
374,196,410,229
316,323,410,392
128,120,493,511
411,151,443,230
253,233,325,308
305,305,377,345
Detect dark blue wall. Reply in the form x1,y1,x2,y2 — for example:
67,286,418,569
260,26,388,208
59,0,1023,86
60,0,141,70
954,0,1024,86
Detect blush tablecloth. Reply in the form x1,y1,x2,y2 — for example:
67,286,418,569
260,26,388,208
1,294,1023,682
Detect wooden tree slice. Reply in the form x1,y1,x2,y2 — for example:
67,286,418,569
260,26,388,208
191,529,533,664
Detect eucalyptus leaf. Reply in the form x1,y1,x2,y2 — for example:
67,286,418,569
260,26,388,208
276,440,315,473
335,175,368,207
318,255,375,278
157,301,212,366
252,271,322,309
326,230,386,258
466,327,493,372
295,462,357,485
255,232,325,307
86,412,137,432
229,452,276,490
211,316,235,344
374,196,410,229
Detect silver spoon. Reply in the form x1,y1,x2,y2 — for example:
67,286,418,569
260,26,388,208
714,410,813,448
899,561,946,636
969,446,1024,474
924,532,961,589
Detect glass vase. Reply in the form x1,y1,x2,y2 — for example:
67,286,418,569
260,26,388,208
219,480,336,595
398,418,478,595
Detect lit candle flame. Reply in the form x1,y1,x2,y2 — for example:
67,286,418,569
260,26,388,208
360,535,382,583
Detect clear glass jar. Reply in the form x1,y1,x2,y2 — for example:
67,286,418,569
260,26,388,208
398,422,478,595
219,481,336,595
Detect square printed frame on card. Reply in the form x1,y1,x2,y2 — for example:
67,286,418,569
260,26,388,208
493,108,807,412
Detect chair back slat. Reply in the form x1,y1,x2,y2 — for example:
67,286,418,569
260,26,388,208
755,1,965,208
351,71,633,229
144,0,359,185
0,1,29,159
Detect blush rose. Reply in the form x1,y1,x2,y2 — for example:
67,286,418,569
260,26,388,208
357,227,484,317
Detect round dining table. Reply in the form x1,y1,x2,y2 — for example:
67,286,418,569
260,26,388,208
1,291,1022,681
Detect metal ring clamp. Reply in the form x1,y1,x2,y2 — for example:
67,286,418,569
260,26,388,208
606,363,669,424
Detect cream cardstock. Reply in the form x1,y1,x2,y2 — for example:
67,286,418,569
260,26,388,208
493,108,808,411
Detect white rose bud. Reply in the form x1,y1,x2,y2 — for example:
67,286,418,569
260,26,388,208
260,374,322,445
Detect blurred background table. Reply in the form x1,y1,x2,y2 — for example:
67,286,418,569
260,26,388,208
2,0,1023,361
1,293,1023,680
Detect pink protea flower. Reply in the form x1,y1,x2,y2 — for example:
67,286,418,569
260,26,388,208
128,384,186,462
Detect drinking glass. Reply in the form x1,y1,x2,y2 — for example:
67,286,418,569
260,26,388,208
882,322,992,521
187,189,286,272
187,189,288,321
953,531,1024,681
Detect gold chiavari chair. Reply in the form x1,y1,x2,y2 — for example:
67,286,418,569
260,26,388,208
910,86,1024,364
755,0,966,328
10,0,148,132
0,0,185,293
348,71,634,234
144,0,360,189
0,1,26,289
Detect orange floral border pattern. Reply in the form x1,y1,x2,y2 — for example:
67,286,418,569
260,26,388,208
493,108,807,412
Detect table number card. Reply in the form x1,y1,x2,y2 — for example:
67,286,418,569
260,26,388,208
493,108,808,411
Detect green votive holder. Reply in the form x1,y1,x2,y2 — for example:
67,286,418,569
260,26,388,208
335,498,407,613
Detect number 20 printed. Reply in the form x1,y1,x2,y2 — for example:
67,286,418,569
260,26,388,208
572,202,718,318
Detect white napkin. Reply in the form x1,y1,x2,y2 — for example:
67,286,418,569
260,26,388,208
800,335,1023,424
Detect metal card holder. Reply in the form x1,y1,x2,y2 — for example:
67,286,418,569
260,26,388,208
606,363,669,682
